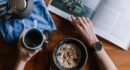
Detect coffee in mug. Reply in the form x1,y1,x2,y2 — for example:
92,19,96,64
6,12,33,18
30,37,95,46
22,28,44,50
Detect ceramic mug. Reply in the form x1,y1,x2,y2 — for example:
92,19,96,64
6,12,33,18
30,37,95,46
22,28,45,50
22,20,50,50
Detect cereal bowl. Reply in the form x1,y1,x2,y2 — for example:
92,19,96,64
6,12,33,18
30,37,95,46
53,38,88,70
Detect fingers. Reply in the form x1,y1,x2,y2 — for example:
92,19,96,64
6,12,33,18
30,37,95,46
71,15,77,25
31,48,42,54
18,28,28,40
77,17,85,27
86,18,93,26
71,16,82,29
71,16,91,28
71,16,83,27
18,28,28,47
81,17,89,25
23,48,42,59
29,48,42,57
24,48,42,61
35,48,42,53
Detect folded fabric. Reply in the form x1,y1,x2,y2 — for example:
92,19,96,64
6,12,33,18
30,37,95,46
0,0,56,43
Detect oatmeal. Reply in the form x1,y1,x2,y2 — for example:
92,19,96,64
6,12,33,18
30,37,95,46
57,43,81,68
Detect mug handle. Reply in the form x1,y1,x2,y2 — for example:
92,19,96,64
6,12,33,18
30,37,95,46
33,20,38,28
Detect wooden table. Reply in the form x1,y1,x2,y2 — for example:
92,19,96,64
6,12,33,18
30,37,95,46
0,0,130,70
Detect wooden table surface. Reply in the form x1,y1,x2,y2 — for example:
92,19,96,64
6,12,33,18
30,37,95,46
0,0,130,70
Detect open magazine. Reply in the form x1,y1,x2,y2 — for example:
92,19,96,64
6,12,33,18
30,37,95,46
48,0,130,50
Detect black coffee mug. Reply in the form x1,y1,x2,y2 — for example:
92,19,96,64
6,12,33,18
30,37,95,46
22,28,45,50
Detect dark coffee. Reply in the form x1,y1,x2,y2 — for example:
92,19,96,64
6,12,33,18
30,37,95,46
24,29,43,48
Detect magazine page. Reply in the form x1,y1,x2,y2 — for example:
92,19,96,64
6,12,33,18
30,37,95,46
92,0,130,50
48,0,101,21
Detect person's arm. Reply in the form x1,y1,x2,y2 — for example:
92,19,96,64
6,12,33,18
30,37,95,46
14,30,41,70
71,16,117,70
15,59,26,70
94,48,117,70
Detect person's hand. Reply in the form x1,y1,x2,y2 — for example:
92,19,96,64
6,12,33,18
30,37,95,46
15,29,42,70
71,16,99,46
17,29,42,62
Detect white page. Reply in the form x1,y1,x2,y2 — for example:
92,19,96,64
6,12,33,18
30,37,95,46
92,0,130,50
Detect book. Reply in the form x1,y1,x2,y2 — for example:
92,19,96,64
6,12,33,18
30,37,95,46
47,0,130,50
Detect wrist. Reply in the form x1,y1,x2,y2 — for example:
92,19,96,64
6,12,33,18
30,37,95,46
17,53,32,62
15,58,27,70
88,37,99,46
89,42,103,53
17,57,28,64
17,58,27,64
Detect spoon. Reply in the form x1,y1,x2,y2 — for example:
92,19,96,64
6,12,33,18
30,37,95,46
43,30,52,70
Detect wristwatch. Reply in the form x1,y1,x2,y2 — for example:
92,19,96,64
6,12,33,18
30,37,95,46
91,42,103,52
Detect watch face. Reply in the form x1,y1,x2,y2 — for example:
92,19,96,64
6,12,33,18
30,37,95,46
95,42,102,51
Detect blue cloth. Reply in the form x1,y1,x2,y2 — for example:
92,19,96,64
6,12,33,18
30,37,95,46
0,0,56,43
